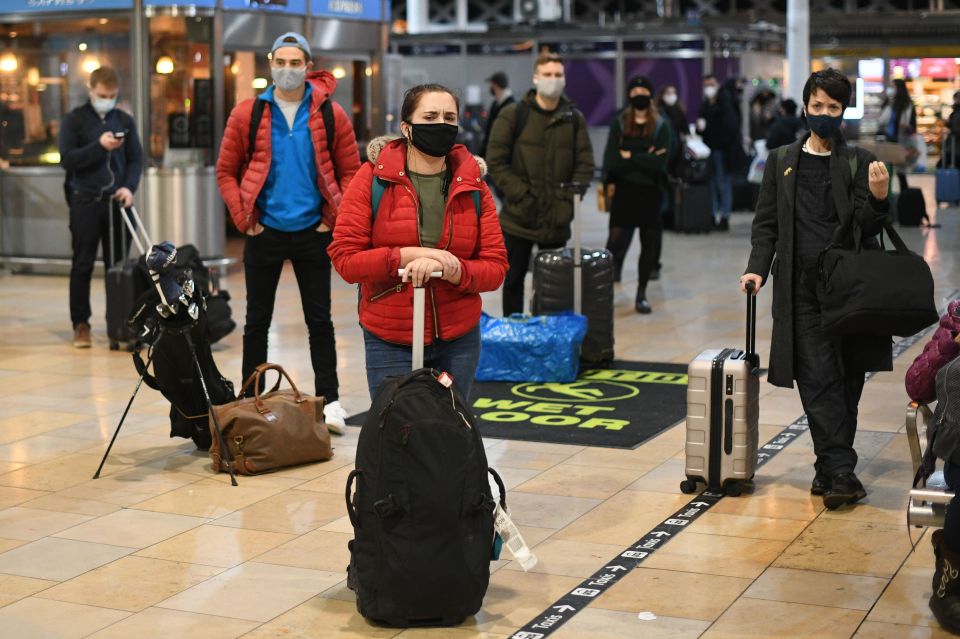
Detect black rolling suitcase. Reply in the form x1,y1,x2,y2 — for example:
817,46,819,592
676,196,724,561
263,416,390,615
674,181,714,233
105,205,150,351
531,182,615,367
345,272,505,627
898,187,929,227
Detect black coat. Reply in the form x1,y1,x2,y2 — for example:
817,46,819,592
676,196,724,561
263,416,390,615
59,102,143,197
745,135,893,388
480,94,515,159
765,115,804,151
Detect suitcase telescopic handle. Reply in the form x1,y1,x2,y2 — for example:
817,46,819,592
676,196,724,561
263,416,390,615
397,269,442,370
745,281,758,368
117,205,153,256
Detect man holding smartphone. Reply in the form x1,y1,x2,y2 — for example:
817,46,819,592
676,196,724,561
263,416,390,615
59,66,143,348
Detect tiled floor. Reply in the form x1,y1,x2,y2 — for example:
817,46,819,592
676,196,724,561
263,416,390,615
0,176,958,638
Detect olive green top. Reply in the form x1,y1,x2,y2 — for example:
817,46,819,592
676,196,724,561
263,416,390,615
409,170,446,248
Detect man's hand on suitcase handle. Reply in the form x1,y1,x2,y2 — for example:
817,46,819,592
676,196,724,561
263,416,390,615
740,274,762,295
113,187,134,208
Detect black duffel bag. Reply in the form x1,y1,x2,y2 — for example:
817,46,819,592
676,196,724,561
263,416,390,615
817,220,938,337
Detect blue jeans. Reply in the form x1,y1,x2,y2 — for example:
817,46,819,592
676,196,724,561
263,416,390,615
710,150,732,220
363,325,481,401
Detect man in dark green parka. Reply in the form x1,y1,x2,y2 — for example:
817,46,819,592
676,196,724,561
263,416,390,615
486,52,595,316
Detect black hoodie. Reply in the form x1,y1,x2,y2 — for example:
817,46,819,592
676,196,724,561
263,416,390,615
59,102,143,198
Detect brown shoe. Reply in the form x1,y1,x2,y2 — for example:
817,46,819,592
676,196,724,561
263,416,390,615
73,323,92,349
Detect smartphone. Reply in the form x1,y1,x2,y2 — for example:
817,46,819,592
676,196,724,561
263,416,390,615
114,130,126,140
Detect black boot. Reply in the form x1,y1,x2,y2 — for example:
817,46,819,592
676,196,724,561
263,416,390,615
635,289,652,314
930,529,960,635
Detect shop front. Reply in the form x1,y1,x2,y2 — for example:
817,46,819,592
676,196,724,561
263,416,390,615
813,47,960,159
0,0,385,269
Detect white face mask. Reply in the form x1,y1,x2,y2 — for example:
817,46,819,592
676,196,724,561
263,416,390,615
272,67,306,93
663,93,678,106
535,76,565,100
703,85,718,100
90,95,117,116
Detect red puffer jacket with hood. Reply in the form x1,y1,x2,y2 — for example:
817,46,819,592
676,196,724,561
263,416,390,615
905,300,960,403
215,70,361,233
328,136,508,346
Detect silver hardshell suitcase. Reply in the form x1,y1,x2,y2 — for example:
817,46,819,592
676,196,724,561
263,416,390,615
681,285,760,496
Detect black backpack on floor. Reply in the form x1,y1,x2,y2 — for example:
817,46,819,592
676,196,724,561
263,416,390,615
129,286,235,450
345,369,505,627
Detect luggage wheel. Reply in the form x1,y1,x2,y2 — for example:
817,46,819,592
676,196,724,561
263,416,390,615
723,481,744,497
679,478,699,494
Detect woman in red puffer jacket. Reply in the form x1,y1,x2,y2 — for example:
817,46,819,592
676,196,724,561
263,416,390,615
328,84,508,399
906,300,960,403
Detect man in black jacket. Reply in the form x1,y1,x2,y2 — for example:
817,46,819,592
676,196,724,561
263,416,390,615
59,66,143,348
765,99,804,151
697,74,742,230
480,71,514,161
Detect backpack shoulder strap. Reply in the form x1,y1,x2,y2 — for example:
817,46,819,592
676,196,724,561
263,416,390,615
471,190,481,218
848,149,858,181
513,101,530,141
247,98,266,163
321,100,338,182
370,172,387,222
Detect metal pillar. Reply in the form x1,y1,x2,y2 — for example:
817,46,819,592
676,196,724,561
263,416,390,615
786,0,810,104
407,0,429,34
456,0,468,30
132,0,149,215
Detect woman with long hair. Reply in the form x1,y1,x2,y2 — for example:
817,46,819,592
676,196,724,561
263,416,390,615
602,76,672,314
886,78,918,192
329,84,508,399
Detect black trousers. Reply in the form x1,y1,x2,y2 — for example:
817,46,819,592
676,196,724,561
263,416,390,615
501,231,563,316
242,226,339,401
794,272,866,477
605,182,664,297
69,193,128,327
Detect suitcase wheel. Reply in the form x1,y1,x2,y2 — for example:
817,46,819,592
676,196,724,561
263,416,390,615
723,481,744,497
679,478,699,494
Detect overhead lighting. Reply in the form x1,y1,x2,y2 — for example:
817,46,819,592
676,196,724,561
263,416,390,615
194,52,202,64
81,56,100,75
99,18,109,25
0,53,18,73
364,66,373,77
26,68,40,86
332,66,346,79
8,31,16,38
230,62,239,75
155,55,174,75
252,77,268,90
78,42,88,52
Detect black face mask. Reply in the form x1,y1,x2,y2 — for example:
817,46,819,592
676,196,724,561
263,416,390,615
407,123,459,158
630,95,652,111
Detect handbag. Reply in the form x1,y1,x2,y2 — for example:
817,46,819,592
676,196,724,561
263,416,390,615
597,183,613,212
209,363,333,475
817,220,938,337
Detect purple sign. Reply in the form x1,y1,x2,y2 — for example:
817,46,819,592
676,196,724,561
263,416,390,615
563,59,616,127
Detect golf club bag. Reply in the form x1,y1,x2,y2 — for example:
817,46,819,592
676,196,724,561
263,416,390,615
128,249,235,451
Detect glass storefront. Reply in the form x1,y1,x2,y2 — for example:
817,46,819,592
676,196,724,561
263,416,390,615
0,17,131,167
147,15,215,168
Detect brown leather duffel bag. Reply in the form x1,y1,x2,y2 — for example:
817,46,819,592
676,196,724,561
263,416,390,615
209,363,333,475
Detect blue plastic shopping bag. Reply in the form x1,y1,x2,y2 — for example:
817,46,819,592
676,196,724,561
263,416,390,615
475,312,588,383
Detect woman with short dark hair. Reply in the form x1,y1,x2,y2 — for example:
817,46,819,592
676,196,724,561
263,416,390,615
740,69,892,510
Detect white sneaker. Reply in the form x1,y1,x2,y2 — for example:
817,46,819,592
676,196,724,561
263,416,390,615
323,400,348,435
